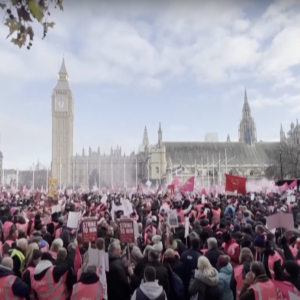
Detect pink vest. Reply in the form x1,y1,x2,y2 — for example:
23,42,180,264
212,208,221,223
250,280,277,300
289,245,297,258
16,222,29,236
0,274,25,300
201,248,208,255
49,251,57,260
234,265,244,300
2,221,14,240
77,267,99,282
32,266,65,300
55,228,62,238
227,243,240,260
272,280,300,300
22,266,35,300
71,281,103,300
255,251,283,279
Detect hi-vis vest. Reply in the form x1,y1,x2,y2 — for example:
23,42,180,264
0,274,25,300
71,281,103,300
255,251,283,279
11,249,25,273
249,280,277,300
31,266,65,300
234,265,244,300
22,266,35,300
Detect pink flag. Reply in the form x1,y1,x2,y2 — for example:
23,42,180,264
74,245,82,274
180,176,195,193
278,182,289,193
289,179,297,189
201,188,206,195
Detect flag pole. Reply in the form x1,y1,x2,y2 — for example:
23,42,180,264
123,156,126,188
225,148,228,174
33,163,35,190
180,159,183,183
111,158,113,189
218,152,221,186
98,156,101,190
201,157,204,190
87,156,89,189
46,167,49,191
207,156,209,191
16,169,19,190
72,161,75,191
135,157,138,188
212,155,215,187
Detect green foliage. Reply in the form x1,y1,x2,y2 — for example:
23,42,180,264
0,0,64,49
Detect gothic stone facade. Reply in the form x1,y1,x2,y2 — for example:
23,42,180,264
139,90,281,185
72,147,140,189
0,151,2,185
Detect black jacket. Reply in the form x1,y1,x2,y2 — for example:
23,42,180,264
0,265,29,298
106,256,132,300
180,248,202,290
53,258,76,293
204,248,224,269
146,260,170,299
164,257,184,280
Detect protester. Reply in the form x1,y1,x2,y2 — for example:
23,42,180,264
188,256,220,300
0,257,29,299
131,266,167,300
205,237,224,269
217,255,234,300
239,261,278,300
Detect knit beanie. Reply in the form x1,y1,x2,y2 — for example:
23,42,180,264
254,235,266,248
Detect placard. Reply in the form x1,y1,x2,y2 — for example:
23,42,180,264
48,178,58,196
119,219,135,243
82,219,97,243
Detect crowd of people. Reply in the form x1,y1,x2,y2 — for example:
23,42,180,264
0,188,299,300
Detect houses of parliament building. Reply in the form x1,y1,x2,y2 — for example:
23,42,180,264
41,59,300,188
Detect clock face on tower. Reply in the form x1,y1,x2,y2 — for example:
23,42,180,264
55,96,67,111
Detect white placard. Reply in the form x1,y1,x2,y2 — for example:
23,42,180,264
67,211,80,229
184,217,190,238
168,209,178,228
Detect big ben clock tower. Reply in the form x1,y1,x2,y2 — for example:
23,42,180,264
51,58,74,187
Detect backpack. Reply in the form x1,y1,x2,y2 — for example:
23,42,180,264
166,263,185,299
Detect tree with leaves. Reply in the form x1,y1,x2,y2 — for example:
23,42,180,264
264,142,300,180
0,0,63,49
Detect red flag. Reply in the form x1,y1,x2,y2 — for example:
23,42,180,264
180,176,195,193
167,184,175,195
278,182,289,193
289,179,297,188
74,245,82,275
225,174,247,195
201,188,206,195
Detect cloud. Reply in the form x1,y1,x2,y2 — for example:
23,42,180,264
2,0,300,168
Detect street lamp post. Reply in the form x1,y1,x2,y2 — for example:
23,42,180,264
279,150,283,182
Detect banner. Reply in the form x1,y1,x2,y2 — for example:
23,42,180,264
82,218,97,243
119,219,135,243
48,178,58,196
225,174,246,194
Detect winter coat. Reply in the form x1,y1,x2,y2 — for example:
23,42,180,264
131,281,167,300
204,248,224,269
218,264,234,300
188,268,220,300
180,248,202,290
106,256,132,300
145,261,170,299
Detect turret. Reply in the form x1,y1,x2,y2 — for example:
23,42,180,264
158,122,162,147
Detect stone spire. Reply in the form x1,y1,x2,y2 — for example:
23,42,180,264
97,146,100,155
280,124,286,142
58,57,68,81
238,89,257,145
158,122,162,147
142,126,149,148
227,134,231,142
82,148,85,156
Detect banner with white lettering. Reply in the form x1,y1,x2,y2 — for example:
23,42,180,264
82,218,97,243
119,219,135,243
